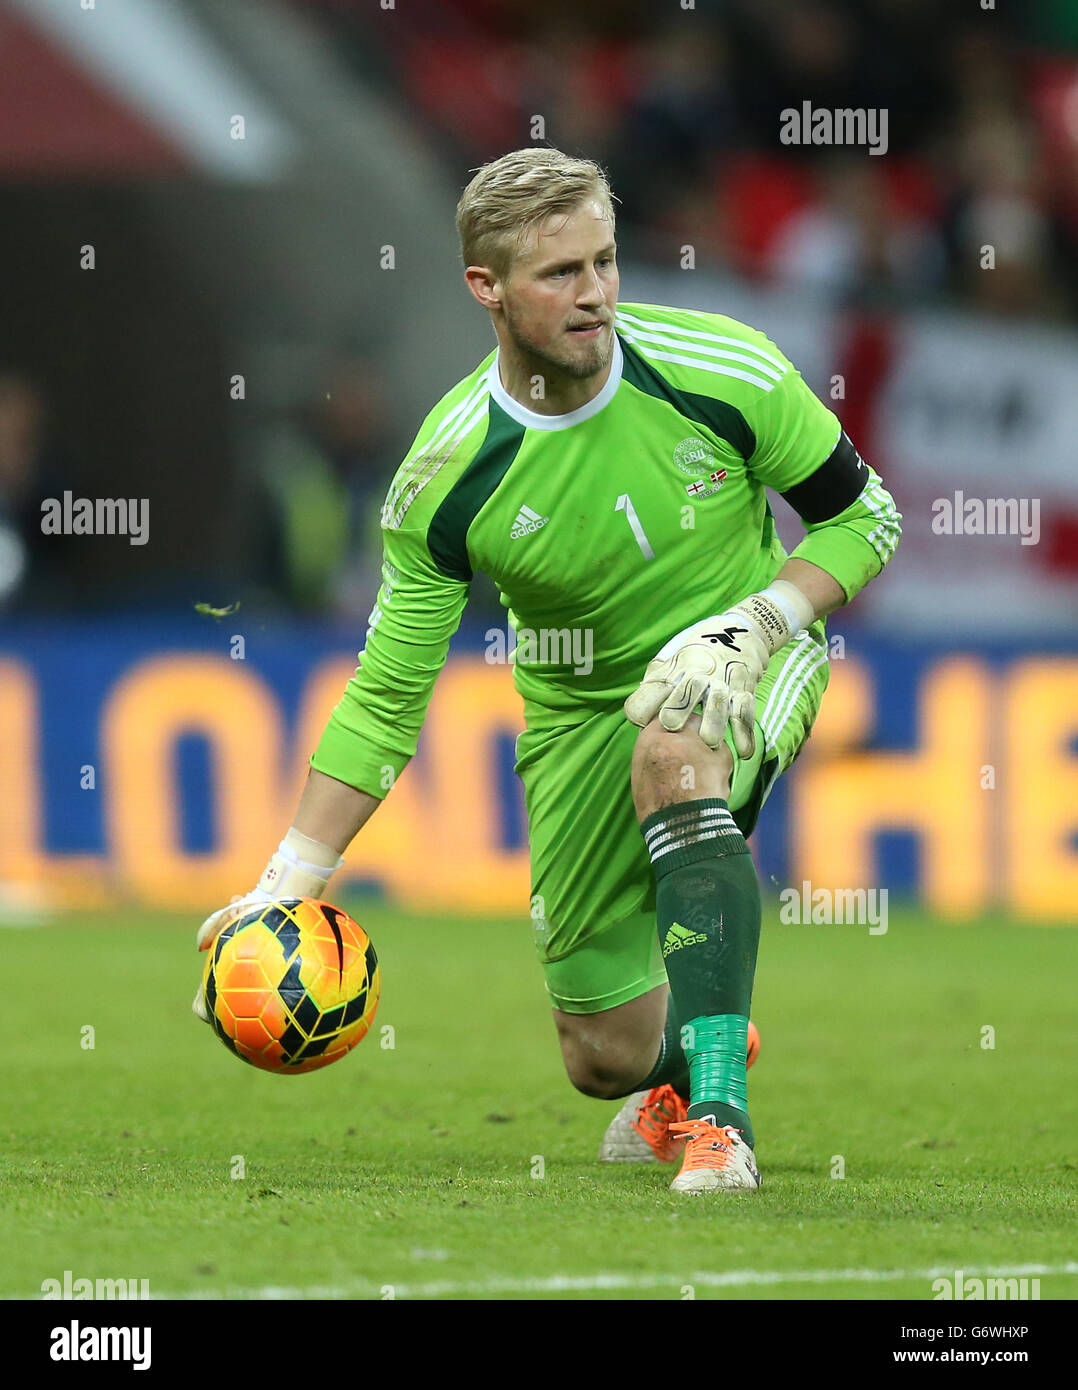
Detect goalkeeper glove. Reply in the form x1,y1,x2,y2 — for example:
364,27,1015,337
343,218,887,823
623,580,815,757
191,827,343,1023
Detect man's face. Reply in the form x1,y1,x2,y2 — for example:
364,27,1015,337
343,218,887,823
498,199,619,382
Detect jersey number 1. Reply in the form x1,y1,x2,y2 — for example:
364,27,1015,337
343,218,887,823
615,494,655,561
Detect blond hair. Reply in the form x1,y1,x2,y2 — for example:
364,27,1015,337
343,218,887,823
456,147,616,278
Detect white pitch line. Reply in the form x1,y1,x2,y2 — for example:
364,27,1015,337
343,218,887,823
162,1261,1078,1301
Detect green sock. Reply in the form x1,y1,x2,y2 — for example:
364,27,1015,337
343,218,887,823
640,797,760,1147
628,996,690,1097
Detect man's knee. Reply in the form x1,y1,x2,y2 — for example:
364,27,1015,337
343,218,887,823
554,1007,659,1100
631,718,733,818
564,1054,636,1101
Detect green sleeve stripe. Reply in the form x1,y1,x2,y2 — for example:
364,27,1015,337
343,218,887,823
619,335,756,459
427,401,526,580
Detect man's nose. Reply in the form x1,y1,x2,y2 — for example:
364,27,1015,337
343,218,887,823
577,269,604,304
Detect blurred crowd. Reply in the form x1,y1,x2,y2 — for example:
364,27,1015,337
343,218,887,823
246,350,393,617
0,372,80,611
324,0,1078,319
0,354,393,620
5,0,1077,620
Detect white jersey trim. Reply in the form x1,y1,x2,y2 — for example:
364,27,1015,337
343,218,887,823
487,336,624,432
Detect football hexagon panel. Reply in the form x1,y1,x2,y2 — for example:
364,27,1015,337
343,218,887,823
202,898,380,1074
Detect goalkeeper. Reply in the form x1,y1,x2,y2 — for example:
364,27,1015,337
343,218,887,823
195,148,900,1195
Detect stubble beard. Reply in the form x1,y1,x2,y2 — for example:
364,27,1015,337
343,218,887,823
503,305,615,384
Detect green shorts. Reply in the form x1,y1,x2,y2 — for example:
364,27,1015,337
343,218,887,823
516,622,830,1014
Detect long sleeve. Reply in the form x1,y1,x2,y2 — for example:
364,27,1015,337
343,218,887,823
310,520,470,796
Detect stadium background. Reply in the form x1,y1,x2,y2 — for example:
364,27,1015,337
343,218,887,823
1,0,1076,927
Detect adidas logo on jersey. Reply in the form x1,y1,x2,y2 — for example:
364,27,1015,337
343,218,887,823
510,504,549,538
661,921,709,958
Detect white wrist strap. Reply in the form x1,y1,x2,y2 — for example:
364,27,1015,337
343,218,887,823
257,828,344,900
757,580,815,637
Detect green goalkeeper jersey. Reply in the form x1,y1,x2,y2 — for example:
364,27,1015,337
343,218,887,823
312,302,900,796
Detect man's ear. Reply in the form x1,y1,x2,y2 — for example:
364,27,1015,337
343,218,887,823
464,265,501,312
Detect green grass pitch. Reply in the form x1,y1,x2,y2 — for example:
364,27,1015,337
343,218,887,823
2,902,1075,1301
